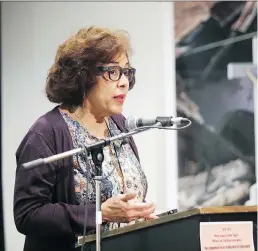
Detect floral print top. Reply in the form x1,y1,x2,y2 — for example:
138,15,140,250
60,110,148,231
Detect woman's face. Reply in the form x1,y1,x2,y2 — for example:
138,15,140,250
86,53,134,118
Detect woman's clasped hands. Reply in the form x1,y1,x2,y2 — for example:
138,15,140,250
101,192,158,223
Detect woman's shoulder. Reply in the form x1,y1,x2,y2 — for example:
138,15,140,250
29,106,65,135
16,107,72,159
19,106,68,149
16,106,70,156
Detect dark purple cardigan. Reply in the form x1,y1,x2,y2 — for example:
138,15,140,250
13,106,140,251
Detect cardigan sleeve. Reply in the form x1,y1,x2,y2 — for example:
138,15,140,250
13,130,96,238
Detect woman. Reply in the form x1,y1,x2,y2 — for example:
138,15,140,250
13,26,156,251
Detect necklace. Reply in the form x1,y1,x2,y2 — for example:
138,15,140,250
74,111,126,194
104,119,126,194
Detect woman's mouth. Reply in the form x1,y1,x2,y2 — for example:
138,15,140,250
113,94,126,104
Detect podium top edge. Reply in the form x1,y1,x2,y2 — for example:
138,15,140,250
77,205,257,245
198,205,258,214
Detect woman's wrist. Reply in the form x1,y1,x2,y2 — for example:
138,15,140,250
101,201,109,222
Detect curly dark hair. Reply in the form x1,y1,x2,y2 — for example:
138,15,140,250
45,26,135,110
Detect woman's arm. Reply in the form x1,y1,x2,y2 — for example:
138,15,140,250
13,131,95,238
14,128,155,239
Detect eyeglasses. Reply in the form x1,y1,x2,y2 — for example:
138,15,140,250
96,66,136,83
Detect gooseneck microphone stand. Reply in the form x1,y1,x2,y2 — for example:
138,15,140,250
22,126,157,251
90,147,104,251
22,118,192,251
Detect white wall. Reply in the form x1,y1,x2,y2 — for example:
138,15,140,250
2,2,177,251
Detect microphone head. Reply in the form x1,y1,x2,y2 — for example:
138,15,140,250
125,116,138,131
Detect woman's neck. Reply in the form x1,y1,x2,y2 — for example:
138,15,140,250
62,106,109,139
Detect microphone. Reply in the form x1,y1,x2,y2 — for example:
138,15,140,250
125,116,190,131
22,116,191,170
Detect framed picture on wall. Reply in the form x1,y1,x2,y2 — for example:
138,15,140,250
174,1,257,210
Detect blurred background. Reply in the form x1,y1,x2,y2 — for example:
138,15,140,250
0,1,257,251
175,1,257,210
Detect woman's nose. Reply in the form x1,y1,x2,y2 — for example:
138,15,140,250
118,73,129,88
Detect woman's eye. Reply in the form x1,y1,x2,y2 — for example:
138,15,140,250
109,70,118,75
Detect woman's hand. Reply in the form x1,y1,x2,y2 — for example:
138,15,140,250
101,192,156,223
144,213,159,220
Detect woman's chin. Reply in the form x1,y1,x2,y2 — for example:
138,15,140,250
108,105,123,116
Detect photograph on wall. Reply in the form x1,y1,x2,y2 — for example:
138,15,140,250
174,1,257,210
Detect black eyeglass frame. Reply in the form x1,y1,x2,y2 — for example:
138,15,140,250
96,66,136,83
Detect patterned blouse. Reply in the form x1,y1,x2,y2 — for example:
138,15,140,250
60,110,148,231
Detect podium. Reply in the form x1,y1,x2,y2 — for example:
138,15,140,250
78,206,257,251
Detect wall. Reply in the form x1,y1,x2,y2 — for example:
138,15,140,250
1,2,177,251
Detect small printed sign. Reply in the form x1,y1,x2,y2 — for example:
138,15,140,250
200,221,255,251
